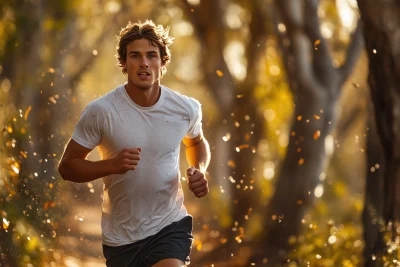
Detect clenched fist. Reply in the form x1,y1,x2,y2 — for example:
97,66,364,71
111,148,141,174
186,167,209,198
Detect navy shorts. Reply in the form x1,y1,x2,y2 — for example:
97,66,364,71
103,216,193,267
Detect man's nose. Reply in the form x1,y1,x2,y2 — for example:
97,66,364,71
140,58,149,68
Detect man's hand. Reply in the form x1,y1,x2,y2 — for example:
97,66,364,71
186,167,209,198
111,148,141,174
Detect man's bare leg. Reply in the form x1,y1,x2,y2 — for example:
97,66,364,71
152,258,185,267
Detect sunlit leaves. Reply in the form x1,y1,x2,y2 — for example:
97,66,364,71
2,218,10,230
105,1,121,14
10,162,19,174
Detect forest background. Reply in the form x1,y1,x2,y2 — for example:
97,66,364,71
1,0,400,266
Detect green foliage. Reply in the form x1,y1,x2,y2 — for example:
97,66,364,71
0,112,64,265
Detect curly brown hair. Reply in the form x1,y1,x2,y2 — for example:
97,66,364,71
116,20,174,76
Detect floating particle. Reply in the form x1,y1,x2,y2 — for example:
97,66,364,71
24,106,32,120
222,133,231,141
237,144,249,150
3,218,9,229
313,130,321,140
227,160,236,168
11,163,19,174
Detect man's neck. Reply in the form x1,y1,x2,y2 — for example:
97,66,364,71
125,82,161,107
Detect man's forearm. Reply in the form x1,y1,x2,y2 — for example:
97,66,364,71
59,158,115,183
185,138,211,173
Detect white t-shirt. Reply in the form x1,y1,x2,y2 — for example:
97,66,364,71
72,84,202,246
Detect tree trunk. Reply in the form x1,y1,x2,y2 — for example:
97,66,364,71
180,0,268,238
230,90,265,231
249,0,363,264
363,113,385,267
357,0,400,264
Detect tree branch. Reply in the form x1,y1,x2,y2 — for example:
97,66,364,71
339,20,364,85
179,0,235,112
304,0,334,81
244,0,270,86
270,3,295,93
275,0,322,95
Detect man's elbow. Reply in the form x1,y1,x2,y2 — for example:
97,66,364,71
58,161,71,181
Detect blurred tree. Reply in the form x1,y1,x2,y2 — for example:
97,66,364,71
179,0,269,256
248,0,363,264
357,0,400,265
362,112,385,267
0,0,131,265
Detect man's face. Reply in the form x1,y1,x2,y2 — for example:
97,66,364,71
122,38,163,91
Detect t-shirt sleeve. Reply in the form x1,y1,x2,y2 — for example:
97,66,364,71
185,98,203,139
71,102,104,149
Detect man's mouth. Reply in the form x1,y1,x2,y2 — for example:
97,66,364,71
138,71,151,77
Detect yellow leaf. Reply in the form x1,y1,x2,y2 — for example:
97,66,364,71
216,70,224,77
11,163,19,174
20,151,28,158
2,218,9,230
227,160,236,168
237,144,249,150
44,201,56,211
24,106,32,120
313,130,321,140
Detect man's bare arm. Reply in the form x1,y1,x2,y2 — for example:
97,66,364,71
183,131,211,198
183,130,211,173
58,139,140,183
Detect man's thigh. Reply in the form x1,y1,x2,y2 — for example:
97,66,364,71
152,258,185,267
